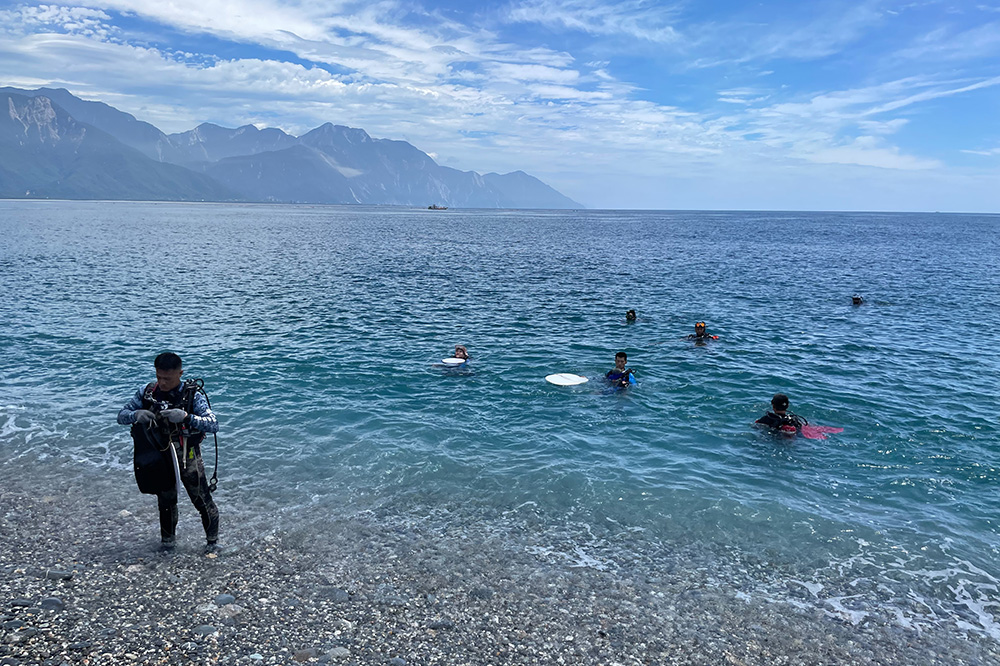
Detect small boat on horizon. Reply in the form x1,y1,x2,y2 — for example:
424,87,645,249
428,204,448,210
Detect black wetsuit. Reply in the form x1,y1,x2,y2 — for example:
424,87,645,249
755,411,807,429
119,382,219,545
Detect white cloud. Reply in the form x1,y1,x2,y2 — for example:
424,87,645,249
506,0,682,44
857,118,908,134
807,136,940,170
684,1,887,68
865,75,1000,115
961,147,1000,156
0,4,116,39
716,88,770,105
486,61,580,85
894,21,1000,62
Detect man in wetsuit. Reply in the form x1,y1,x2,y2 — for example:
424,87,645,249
606,351,635,387
755,393,808,432
686,321,717,341
118,352,220,552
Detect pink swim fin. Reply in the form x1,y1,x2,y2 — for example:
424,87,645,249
800,425,844,440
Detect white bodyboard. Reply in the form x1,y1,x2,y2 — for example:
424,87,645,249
545,373,588,386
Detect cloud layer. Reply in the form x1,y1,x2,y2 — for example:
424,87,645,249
1,0,999,210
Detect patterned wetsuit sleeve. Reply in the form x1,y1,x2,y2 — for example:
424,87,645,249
117,389,145,425
186,393,219,434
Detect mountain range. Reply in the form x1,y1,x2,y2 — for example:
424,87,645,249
0,87,581,208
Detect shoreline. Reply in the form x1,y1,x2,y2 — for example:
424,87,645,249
2,463,998,665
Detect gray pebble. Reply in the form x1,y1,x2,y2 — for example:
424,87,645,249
44,570,74,581
10,599,31,608
469,587,493,600
326,647,350,659
428,619,454,630
319,587,350,603
248,654,263,662
2,619,24,630
68,641,92,650
0,658,19,666
40,597,65,611
389,659,407,666
374,584,407,606
18,628,39,638
193,624,217,637
293,648,318,661
180,641,199,650
215,594,236,605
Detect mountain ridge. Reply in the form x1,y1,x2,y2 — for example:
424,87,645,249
1,87,581,208
0,92,238,201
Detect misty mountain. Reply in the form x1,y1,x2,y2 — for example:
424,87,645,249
0,92,237,201
204,144,358,204
169,123,298,164
0,86,180,162
1,87,582,208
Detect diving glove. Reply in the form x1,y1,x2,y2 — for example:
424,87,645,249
160,409,188,424
134,409,156,425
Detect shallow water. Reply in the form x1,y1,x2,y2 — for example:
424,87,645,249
2,201,999,640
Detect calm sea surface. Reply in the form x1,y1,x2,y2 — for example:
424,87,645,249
2,201,999,639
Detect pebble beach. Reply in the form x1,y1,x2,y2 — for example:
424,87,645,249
2,461,998,666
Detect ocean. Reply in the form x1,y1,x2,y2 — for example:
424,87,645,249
2,200,998,644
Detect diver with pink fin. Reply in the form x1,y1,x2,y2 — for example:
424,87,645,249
754,393,843,440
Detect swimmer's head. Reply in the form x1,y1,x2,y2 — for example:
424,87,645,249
695,321,706,334
454,345,469,359
852,295,864,305
626,309,637,321
771,393,790,413
615,351,628,370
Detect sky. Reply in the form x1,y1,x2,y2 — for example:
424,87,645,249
1,0,999,211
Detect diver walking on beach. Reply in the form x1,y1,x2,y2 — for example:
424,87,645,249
117,352,220,552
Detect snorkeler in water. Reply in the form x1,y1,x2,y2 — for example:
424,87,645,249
686,321,718,341
605,351,635,388
625,309,637,322
852,294,864,306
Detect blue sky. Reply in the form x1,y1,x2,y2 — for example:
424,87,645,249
1,0,999,211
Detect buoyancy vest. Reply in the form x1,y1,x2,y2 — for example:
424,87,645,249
131,380,204,494
605,368,635,387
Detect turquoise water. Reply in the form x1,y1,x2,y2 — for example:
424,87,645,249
2,201,999,639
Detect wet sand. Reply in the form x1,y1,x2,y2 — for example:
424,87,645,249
1,462,997,666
